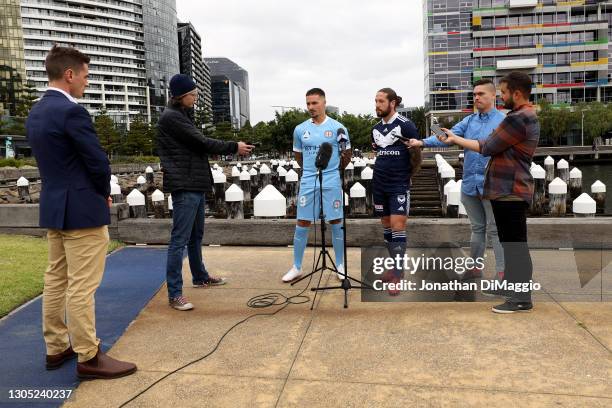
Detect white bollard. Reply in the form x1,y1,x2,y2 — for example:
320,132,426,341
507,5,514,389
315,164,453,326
447,181,460,218
231,166,241,185
544,156,555,184
254,185,286,218
249,167,259,198
277,166,288,194
292,161,302,178
127,189,146,218
556,159,569,184
285,169,299,217
225,184,244,219
110,174,119,184
151,189,165,218
591,180,606,214
361,166,374,215
259,163,271,188
569,167,583,201
17,176,30,201
353,159,366,184
110,182,123,204
240,169,252,201
572,193,596,218
442,179,457,217
145,166,154,184
344,162,354,188
530,165,546,216
548,177,567,216
213,170,227,217
349,182,367,216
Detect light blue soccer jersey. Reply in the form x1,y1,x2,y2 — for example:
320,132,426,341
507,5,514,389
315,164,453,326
292,116,350,190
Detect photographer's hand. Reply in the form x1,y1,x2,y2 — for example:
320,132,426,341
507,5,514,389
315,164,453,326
237,142,255,156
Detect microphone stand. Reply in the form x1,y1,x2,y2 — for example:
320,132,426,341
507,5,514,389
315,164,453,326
291,166,337,310
309,144,373,308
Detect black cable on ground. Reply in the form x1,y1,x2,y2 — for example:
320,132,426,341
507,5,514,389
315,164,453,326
118,176,321,407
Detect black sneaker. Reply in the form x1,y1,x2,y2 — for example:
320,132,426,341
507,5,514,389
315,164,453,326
492,301,533,314
193,276,227,288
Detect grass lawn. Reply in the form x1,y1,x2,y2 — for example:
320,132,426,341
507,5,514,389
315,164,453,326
0,235,124,318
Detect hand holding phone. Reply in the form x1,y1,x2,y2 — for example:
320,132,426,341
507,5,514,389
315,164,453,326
430,123,447,141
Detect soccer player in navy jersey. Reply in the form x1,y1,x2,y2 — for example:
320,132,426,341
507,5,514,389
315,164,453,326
371,88,421,295
281,88,352,283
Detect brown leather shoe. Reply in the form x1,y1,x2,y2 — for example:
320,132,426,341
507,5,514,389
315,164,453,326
46,347,77,370
77,348,137,380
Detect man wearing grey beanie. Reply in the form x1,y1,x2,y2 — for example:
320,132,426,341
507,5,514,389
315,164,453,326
157,74,254,311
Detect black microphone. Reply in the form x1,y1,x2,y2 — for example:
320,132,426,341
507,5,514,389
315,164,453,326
315,142,333,170
337,128,349,151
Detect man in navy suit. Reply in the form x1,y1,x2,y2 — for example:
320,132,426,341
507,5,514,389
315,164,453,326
26,45,136,379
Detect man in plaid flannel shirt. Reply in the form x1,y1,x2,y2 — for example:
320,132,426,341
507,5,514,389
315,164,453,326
438,71,540,314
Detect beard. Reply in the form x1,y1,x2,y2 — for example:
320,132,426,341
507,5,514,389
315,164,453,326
503,95,515,110
376,108,391,118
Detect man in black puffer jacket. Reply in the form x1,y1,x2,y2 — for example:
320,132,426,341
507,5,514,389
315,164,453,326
157,74,253,311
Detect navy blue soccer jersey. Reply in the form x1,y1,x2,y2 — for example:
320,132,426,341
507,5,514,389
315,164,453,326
371,113,419,191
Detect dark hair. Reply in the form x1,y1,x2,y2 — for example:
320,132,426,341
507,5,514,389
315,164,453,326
306,88,325,98
473,78,495,90
378,88,403,108
499,71,532,98
45,44,90,81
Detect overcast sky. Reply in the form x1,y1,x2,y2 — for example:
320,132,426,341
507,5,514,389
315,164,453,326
177,0,424,124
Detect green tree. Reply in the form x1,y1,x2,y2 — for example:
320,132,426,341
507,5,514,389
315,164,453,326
123,114,153,155
336,112,378,152
404,106,427,137
269,109,310,154
581,101,612,145
193,104,214,137
94,109,121,157
538,100,572,146
212,121,235,142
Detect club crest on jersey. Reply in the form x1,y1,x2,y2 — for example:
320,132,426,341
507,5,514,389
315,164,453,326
303,131,310,140
333,199,341,209
324,130,333,138
397,195,406,204
373,125,402,148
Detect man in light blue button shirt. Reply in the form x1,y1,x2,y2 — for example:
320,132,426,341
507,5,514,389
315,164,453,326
409,79,505,280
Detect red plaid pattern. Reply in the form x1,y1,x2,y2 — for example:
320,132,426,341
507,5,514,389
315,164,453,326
478,104,540,204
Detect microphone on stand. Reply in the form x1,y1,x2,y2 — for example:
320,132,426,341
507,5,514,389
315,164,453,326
315,142,333,171
337,128,349,151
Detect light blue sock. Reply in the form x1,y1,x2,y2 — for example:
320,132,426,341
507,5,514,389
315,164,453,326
331,222,344,268
293,225,310,270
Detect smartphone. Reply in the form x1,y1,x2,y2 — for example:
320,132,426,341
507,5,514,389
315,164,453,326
247,142,261,147
430,123,447,140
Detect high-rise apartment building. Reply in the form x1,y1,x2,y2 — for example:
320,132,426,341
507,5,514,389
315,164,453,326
20,0,149,126
0,0,27,117
177,21,212,112
424,0,612,121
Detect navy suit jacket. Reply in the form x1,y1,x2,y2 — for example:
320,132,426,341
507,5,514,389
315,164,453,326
26,90,111,230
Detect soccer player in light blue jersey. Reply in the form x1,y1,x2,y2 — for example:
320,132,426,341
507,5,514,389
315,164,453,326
282,88,352,282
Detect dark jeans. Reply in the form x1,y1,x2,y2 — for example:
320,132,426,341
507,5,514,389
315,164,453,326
166,190,210,299
490,200,533,303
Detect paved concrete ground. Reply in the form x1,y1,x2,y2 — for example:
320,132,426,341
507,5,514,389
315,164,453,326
64,246,612,408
